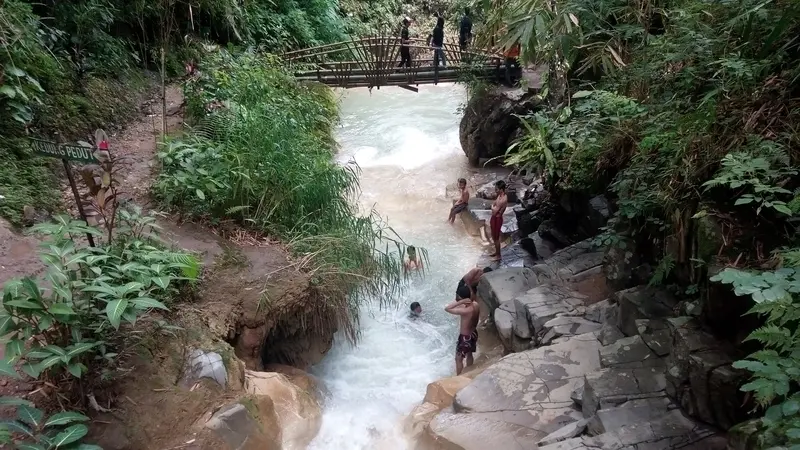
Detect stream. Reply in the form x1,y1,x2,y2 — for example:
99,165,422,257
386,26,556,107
308,85,484,449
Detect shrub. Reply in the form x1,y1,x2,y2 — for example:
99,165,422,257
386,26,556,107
0,398,99,449
155,50,410,342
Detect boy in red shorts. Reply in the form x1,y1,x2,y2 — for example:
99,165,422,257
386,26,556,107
488,180,507,261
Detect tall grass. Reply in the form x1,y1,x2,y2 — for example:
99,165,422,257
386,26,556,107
154,50,414,343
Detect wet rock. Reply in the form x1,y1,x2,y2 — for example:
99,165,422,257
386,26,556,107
495,300,533,353
728,419,763,450
183,349,228,388
599,335,664,369
570,385,584,407
423,336,601,449
460,197,519,239
244,371,322,449
424,376,471,410
459,87,542,166
615,286,679,337
405,402,441,442
475,267,537,317
542,316,603,343
514,284,587,340
476,240,536,270
514,206,541,238
532,233,560,260
522,182,548,211
537,418,589,446
475,181,499,200
582,367,667,417
205,398,281,450
262,364,327,399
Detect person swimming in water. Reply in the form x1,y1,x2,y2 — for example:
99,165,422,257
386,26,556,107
409,301,422,318
404,246,424,273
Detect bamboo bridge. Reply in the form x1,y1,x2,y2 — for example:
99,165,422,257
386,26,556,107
283,37,512,91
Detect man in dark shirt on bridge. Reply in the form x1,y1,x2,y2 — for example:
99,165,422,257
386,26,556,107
429,16,447,68
459,8,473,53
398,17,412,68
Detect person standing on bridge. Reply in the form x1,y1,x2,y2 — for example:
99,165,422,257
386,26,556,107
429,16,447,69
398,17,412,69
459,8,473,56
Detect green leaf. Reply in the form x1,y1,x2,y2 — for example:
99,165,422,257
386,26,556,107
105,300,128,329
15,443,45,450
151,277,171,289
0,360,20,379
17,405,43,427
0,314,15,336
765,404,784,424
5,340,24,361
21,363,41,379
65,342,97,359
66,363,84,378
4,300,43,310
49,304,77,315
0,420,33,437
572,90,593,99
131,298,168,310
7,67,26,77
773,203,793,215
0,397,32,407
44,411,89,428
51,424,88,447
0,86,15,98
784,399,800,416
73,445,104,450
44,345,67,357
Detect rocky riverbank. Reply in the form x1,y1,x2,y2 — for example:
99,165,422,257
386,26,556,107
405,233,751,449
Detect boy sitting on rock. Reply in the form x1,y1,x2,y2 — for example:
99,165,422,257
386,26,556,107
448,178,470,224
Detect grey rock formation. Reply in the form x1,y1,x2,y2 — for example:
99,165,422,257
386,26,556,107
459,87,542,166
475,267,537,317
615,286,679,337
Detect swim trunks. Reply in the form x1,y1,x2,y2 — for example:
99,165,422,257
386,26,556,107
451,202,468,215
456,278,471,299
456,331,478,357
490,214,503,242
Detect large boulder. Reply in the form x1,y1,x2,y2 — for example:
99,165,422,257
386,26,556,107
423,376,472,410
243,370,322,449
205,397,282,450
419,335,602,450
459,87,542,166
475,267,538,318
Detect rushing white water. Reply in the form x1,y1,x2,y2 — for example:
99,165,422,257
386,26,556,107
308,85,484,450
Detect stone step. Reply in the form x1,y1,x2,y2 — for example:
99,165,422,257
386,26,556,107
615,286,679,337
587,396,674,435
538,409,727,450
599,334,664,369
582,367,667,417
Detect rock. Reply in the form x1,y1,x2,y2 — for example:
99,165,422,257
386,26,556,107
584,299,617,326
727,419,763,450
599,335,664,369
585,195,611,234
513,284,587,340
602,238,640,291
529,239,596,283
635,319,672,357
495,300,532,353
615,286,679,337
542,316,603,343
459,87,542,166
262,364,328,399
586,397,673,435
244,371,322,449
404,402,440,442
183,349,228,388
596,324,625,346
460,197,519,239
205,398,281,450
664,326,750,430
539,410,726,450
423,336,601,449
514,207,541,238
22,205,36,225
532,233,560,260
538,219,572,247
537,418,589,446
570,385,584,407
476,240,537,270
522,182,548,210
423,376,471,410
582,367,667,417
475,181,499,200
475,267,537,318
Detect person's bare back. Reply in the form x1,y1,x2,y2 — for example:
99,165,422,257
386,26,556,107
459,301,480,335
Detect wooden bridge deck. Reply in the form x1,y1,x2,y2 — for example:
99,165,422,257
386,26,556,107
284,37,510,90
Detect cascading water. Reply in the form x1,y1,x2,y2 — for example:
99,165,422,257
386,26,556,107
308,85,484,450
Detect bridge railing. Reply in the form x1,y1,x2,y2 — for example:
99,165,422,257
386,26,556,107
283,36,506,88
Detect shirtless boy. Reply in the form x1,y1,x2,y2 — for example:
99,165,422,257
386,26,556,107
446,266,492,374
404,245,424,273
488,180,508,261
445,296,481,375
448,178,469,224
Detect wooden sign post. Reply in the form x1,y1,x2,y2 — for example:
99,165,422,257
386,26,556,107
28,132,109,248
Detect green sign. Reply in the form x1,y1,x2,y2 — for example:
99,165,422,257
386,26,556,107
30,139,97,163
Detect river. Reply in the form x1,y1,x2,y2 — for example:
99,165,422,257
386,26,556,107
308,85,484,449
